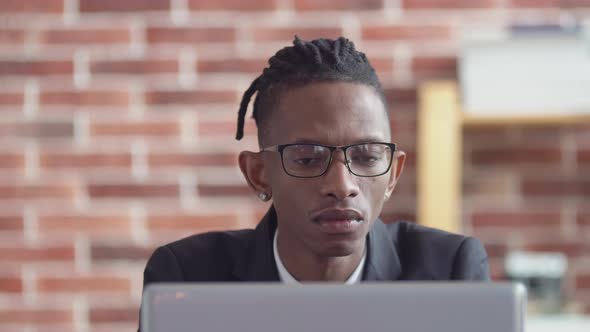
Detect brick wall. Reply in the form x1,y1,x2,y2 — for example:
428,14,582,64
0,0,589,331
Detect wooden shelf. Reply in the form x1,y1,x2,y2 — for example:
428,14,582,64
462,113,590,126
417,81,590,234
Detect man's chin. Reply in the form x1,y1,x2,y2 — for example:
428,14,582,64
315,241,363,257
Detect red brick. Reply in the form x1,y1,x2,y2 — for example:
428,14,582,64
0,216,23,231
488,258,507,280
399,119,422,140
197,120,256,136
0,60,73,76
0,122,74,139
90,122,179,137
40,152,132,168
362,25,451,40
0,153,25,168
463,175,512,196
384,87,418,105
188,0,277,11
0,277,22,293
0,92,24,105
515,128,562,142
368,57,394,76
482,243,508,259
412,56,457,78
522,180,590,196
0,184,74,200
197,184,252,197
0,29,25,44
471,147,561,166
403,0,497,9
471,211,561,228
576,274,590,289
0,0,64,13
463,127,511,141
578,213,590,226
510,0,590,8
525,241,588,257
80,0,170,12
38,215,131,235
148,213,241,232
88,184,179,198
146,27,235,44
518,126,564,143
145,90,236,105
388,179,416,196
252,208,272,224
89,307,138,323
294,0,383,11
197,58,267,74
37,276,131,293
0,246,74,262
91,244,154,261
0,309,72,324
379,212,416,223
401,149,416,167
148,153,237,167
39,28,131,44
91,59,178,75
578,149,590,163
252,27,343,42
40,91,129,106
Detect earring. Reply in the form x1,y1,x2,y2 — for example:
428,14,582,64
384,192,391,199
258,192,270,201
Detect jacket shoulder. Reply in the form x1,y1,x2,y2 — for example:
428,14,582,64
385,221,488,280
149,229,255,282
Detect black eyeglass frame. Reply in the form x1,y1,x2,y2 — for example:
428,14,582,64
260,142,398,178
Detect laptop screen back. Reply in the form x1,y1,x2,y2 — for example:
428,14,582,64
141,283,526,332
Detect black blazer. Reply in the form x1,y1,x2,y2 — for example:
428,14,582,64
142,206,490,285
139,206,489,331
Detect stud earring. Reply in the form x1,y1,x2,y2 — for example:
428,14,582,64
258,192,270,201
384,192,391,199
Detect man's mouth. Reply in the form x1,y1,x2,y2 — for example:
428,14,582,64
311,209,364,234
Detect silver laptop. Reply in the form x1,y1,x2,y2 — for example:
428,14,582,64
141,283,526,332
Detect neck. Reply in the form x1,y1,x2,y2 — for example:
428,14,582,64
276,228,365,282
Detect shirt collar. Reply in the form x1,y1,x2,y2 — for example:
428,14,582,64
273,228,366,284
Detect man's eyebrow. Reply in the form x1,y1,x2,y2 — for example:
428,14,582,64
291,138,324,144
354,136,386,143
291,136,386,145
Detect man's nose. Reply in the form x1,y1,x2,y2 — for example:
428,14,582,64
319,150,360,200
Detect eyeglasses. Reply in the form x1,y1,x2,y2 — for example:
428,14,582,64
261,142,397,178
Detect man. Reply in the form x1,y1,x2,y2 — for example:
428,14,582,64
141,36,489,287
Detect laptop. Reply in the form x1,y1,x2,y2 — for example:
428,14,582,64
141,282,526,332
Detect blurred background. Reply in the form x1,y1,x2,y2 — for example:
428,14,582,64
0,0,589,331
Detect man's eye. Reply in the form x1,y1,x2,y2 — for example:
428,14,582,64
293,158,320,166
352,155,381,164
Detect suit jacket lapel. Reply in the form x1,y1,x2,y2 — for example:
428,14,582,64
363,219,403,281
232,205,280,282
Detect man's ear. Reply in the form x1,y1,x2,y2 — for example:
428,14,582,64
238,151,271,197
385,150,406,200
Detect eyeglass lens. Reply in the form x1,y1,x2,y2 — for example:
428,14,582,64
281,143,393,177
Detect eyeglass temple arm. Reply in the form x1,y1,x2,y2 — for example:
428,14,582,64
260,145,280,152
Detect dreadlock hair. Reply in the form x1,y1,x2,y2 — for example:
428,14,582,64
235,35,387,144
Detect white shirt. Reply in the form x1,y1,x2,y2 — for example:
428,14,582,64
273,228,366,284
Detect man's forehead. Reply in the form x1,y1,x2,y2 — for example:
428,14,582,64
290,134,387,145
288,119,388,143
267,82,390,145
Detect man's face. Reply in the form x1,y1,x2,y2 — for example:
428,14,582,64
262,81,402,258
